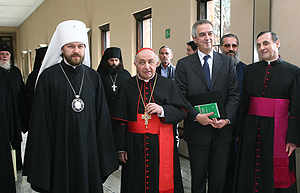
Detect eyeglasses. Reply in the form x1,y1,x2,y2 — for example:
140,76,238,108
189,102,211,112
223,44,238,48
0,52,11,56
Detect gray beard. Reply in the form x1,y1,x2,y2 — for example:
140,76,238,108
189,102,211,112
0,60,11,70
231,51,240,67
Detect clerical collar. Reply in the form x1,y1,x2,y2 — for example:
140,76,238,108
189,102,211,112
265,55,280,65
63,59,82,69
197,49,214,61
137,73,156,82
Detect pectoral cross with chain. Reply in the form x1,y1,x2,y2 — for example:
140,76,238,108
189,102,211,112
142,112,151,128
111,84,117,92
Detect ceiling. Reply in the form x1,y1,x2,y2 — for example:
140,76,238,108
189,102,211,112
0,0,44,27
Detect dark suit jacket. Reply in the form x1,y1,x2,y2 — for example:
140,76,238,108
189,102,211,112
236,61,246,98
156,63,176,81
176,51,239,145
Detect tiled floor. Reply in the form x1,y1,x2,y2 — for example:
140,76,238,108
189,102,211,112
16,133,191,193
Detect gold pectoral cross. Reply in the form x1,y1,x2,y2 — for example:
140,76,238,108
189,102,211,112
142,112,151,128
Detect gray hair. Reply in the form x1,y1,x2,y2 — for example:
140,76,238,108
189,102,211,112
191,19,214,38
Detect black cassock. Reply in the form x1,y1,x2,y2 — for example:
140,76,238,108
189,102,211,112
0,67,20,193
97,69,131,114
234,57,300,193
23,61,118,193
113,74,186,193
8,66,29,170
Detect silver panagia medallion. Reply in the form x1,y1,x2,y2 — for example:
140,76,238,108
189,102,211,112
72,95,84,112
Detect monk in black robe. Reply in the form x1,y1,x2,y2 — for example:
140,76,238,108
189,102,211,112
113,48,186,193
97,47,131,114
23,20,118,193
25,46,48,114
234,32,300,193
0,44,27,171
0,67,19,193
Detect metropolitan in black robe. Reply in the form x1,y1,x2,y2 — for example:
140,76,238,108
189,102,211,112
234,57,300,193
0,67,19,193
113,74,186,193
23,61,119,193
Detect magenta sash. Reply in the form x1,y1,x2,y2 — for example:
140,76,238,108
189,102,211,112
248,97,295,188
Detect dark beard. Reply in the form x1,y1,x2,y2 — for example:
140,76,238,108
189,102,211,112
65,54,84,66
103,61,124,74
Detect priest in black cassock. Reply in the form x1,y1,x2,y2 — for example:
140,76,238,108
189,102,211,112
113,48,187,193
97,47,131,115
0,44,28,171
0,67,20,193
233,31,300,193
23,20,118,193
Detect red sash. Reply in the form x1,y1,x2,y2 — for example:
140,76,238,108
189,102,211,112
128,114,174,193
248,97,296,188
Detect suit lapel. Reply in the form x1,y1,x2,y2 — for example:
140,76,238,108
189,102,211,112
156,65,161,75
211,51,222,89
190,53,210,89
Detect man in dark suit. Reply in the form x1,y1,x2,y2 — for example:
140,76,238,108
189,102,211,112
175,19,239,193
156,45,176,81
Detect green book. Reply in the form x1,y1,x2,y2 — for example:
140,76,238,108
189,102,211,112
194,102,220,118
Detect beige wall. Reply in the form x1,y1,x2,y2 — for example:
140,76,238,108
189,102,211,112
272,0,300,66
230,0,254,65
14,0,197,78
231,0,300,66
2,0,300,77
